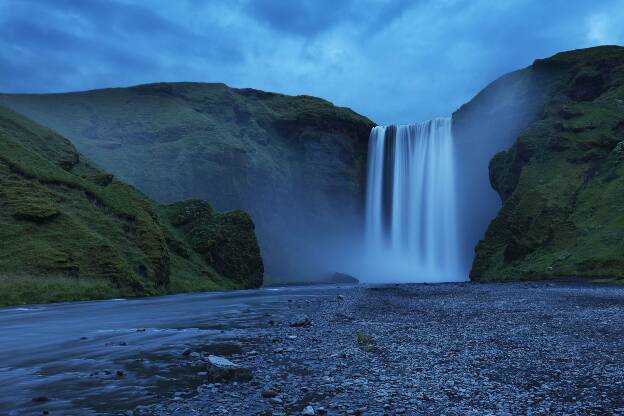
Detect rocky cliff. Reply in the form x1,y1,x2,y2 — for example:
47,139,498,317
0,84,375,279
455,45,624,281
0,105,263,305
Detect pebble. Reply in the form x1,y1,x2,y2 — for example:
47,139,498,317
261,389,278,398
135,283,624,415
207,355,238,368
289,315,312,328
31,396,49,403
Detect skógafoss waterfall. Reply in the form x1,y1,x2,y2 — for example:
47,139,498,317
364,117,462,281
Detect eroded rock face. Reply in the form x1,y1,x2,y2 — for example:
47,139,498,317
458,45,624,281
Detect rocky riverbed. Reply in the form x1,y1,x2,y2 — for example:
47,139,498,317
139,282,624,416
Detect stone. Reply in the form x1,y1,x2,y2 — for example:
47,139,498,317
31,396,49,403
206,355,252,383
262,389,278,398
290,315,312,328
208,355,238,368
302,405,315,415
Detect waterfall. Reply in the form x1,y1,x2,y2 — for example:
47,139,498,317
364,117,462,281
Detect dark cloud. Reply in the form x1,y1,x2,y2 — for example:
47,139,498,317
246,0,415,37
248,0,354,36
0,0,623,123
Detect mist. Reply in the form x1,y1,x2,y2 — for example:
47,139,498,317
272,65,546,285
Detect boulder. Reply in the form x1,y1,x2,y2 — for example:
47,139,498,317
329,272,359,284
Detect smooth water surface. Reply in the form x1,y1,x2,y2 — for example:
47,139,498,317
0,286,346,415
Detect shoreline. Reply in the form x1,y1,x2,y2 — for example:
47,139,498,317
142,281,624,415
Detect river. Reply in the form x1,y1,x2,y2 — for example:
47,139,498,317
0,285,347,415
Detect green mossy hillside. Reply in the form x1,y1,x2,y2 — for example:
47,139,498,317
470,45,624,282
0,106,263,306
0,84,375,278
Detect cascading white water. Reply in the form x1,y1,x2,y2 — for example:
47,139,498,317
364,117,462,281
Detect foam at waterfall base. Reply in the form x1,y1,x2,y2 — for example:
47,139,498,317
353,250,467,283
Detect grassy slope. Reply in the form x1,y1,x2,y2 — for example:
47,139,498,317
0,106,262,306
468,46,624,282
0,84,375,278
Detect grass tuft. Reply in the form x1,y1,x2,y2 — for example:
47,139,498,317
355,331,374,352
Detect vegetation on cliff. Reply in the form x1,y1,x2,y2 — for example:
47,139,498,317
0,83,375,279
467,46,624,282
161,200,263,289
5,47,621,285
0,106,263,306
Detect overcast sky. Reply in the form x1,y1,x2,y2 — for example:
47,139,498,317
1,0,623,124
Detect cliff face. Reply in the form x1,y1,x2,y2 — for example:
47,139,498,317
0,84,375,279
456,46,624,281
452,63,550,272
0,105,263,306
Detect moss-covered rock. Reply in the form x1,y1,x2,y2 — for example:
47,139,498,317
162,200,263,288
0,106,263,306
463,45,624,282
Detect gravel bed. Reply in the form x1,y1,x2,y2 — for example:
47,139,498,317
139,282,624,416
